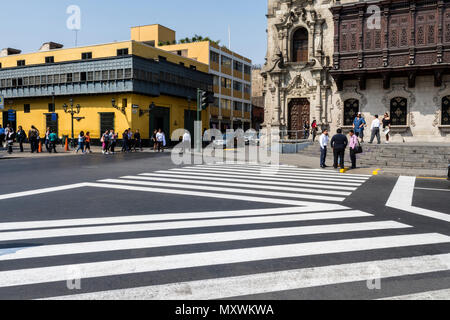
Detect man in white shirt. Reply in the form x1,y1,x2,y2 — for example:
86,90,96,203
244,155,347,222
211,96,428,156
182,131,191,153
319,129,329,168
369,115,382,144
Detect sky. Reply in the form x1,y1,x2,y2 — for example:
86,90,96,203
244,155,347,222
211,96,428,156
0,0,268,65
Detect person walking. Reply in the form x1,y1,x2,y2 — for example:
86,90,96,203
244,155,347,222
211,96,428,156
85,132,92,154
311,120,318,142
16,126,26,152
49,130,58,153
156,129,166,152
109,130,117,154
319,129,329,169
0,125,5,148
101,130,110,154
353,112,367,143
44,128,51,153
349,130,359,169
75,131,86,154
331,129,348,170
134,129,142,152
5,126,15,154
369,115,382,144
128,129,134,152
152,129,158,152
382,113,391,144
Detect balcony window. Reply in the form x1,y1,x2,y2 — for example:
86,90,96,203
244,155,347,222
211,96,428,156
344,99,360,126
442,96,450,125
292,28,308,62
390,97,408,126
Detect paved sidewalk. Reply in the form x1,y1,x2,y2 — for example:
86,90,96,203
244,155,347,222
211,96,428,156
0,144,161,159
280,153,448,178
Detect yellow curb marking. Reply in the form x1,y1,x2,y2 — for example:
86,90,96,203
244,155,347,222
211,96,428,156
373,169,381,176
417,177,447,180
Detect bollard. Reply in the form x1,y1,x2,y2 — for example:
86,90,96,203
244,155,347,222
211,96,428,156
65,138,69,152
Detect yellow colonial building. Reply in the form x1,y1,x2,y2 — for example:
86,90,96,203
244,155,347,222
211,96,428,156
0,28,213,144
131,24,253,131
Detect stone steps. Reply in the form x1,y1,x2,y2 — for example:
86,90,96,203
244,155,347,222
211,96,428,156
298,142,450,170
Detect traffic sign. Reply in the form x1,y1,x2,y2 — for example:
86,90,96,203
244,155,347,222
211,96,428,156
0,95,4,110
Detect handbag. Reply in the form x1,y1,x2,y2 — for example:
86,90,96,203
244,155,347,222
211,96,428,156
355,141,363,154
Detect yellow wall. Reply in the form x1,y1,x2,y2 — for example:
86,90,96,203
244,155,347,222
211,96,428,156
2,93,208,141
0,42,133,69
131,25,176,45
0,40,208,72
131,42,208,72
158,41,211,65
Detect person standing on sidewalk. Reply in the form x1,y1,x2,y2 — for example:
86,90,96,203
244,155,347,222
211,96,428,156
28,126,39,153
85,132,92,154
152,129,158,152
382,113,391,144
134,129,142,152
303,121,310,140
370,115,382,144
5,126,15,154
311,120,318,142
122,130,129,153
101,130,110,155
156,129,166,153
109,130,117,154
331,129,348,170
44,128,51,153
49,130,58,153
0,125,5,148
349,130,359,169
16,126,26,152
353,113,367,143
319,129,329,169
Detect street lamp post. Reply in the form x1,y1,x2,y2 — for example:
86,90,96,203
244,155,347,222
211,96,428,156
63,98,81,148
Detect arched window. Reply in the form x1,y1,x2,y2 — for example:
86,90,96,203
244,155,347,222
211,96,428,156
344,99,360,126
293,28,309,63
390,97,408,126
442,96,450,125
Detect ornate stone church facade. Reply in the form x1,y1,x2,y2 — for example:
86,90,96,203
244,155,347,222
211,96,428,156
262,0,450,142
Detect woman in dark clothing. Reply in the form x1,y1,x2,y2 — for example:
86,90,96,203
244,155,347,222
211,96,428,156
16,126,27,152
122,130,129,153
134,130,142,152
151,129,158,152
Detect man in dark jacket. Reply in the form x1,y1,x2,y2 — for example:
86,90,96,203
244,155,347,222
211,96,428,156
331,129,348,170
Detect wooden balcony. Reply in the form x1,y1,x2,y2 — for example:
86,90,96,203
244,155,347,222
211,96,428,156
330,0,450,90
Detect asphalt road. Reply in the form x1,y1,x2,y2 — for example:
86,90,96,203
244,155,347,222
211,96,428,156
0,152,448,300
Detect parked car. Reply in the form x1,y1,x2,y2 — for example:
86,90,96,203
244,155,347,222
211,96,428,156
244,132,260,146
213,134,236,149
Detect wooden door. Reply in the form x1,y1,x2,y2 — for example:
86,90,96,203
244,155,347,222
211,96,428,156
288,98,310,139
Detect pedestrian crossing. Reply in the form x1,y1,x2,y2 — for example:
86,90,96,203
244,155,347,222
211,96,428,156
0,164,449,300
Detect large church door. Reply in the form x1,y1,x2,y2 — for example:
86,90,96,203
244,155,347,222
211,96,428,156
288,98,310,139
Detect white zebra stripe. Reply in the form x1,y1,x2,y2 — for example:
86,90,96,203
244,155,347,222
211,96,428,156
43,253,450,300
1,233,448,288
0,210,372,242
0,221,410,261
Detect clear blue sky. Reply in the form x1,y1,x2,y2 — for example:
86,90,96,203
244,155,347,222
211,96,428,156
0,0,267,64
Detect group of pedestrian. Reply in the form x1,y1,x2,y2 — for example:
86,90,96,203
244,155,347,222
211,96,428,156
0,124,16,154
319,112,392,170
303,120,319,142
319,129,362,170
151,129,167,152
353,112,392,144
99,129,143,155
